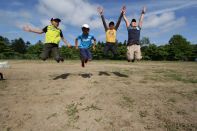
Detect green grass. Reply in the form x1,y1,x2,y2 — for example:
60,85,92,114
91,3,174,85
82,104,102,111
66,103,79,128
119,95,135,112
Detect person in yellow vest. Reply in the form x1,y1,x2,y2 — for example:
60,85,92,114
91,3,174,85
97,6,125,58
23,18,71,63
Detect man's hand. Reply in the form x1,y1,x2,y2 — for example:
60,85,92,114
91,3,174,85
121,5,126,14
142,6,146,14
93,46,96,51
75,46,79,50
97,7,103,15
67,43,72,48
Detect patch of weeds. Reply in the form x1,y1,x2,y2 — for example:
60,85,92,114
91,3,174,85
139,110,148,118
176,109,187,115
154,108,196,131
119,95,134,112
164,119,197,131
93,81,99,84
167,98,176,103
82,104,102,111
94,117,102,123
193,90,197,95
143,74,164,82
164,71,197,83
46,113,57,120
80,96,85,100
139,80,148,84
0,81,7,90
66,103,79,128
6,127,11,131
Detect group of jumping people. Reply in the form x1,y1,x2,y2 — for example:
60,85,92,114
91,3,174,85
23,6,146,67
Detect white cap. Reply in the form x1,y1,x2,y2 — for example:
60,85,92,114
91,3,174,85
82,24,90,29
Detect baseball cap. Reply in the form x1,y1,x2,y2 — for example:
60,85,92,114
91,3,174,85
51,18,61,22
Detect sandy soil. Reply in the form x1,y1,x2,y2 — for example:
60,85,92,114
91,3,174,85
0,60,196,131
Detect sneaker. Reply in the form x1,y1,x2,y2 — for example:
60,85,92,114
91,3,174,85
132,59,135,62
60,58,64,62
56,59,60,63
128,60,131,62
81,61,85,68
85,59,88,63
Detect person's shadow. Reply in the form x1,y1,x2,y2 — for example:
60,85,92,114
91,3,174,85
79,73,93,78
112,72,128,78
98,71,111,76
53,73,70,80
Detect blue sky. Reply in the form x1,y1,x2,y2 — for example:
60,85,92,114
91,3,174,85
0,0,197,46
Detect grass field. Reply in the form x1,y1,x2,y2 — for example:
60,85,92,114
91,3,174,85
0,60,196,131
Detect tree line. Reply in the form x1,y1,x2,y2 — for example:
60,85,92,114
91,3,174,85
0,34,196,61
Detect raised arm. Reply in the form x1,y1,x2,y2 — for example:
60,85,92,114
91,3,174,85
115,6,125,30
123,8,130,28
138,6,146,28
97,7,108,31
23,25,44,34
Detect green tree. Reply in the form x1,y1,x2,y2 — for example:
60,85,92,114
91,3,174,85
167,34,192,61
11,38,29,54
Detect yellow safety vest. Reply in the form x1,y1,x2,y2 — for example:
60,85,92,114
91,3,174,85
45,25,61,44
106,29,116,43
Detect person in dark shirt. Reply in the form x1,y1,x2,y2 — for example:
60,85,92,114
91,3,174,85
23,18,71,63
97,6,125,58
123,6,146,62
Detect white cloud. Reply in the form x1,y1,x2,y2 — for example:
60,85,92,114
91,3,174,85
143,11,186,36
36,0,102,29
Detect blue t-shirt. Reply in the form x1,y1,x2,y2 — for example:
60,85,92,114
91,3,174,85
77,34,95,48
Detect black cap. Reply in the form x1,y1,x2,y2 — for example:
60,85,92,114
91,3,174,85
51,18,61,22
131,19,136,22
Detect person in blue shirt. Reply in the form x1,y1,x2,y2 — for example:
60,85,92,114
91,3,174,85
75,24,96,67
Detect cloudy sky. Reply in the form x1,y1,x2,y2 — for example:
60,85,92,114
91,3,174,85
0,0,197,46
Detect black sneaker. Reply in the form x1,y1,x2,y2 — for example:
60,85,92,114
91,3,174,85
85,59,88,63
132,59,135,62
56,59,60,63
60,58,64,62
81,61,85,68
128,60,131,62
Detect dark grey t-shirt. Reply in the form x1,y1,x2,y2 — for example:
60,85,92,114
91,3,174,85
127,26,141,45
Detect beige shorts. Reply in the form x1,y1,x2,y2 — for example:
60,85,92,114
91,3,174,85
127,45,142,60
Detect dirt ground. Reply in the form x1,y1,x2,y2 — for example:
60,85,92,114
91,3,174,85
0,60,196,131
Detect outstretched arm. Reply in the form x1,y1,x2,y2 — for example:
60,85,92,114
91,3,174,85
23,25,44,34
138,6,146,28
123,8,130,28
97,7,108,31
115,6,125,30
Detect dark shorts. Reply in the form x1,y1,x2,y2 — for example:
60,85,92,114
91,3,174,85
40,43,62,61
104,42,117,56
79,48,92,61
